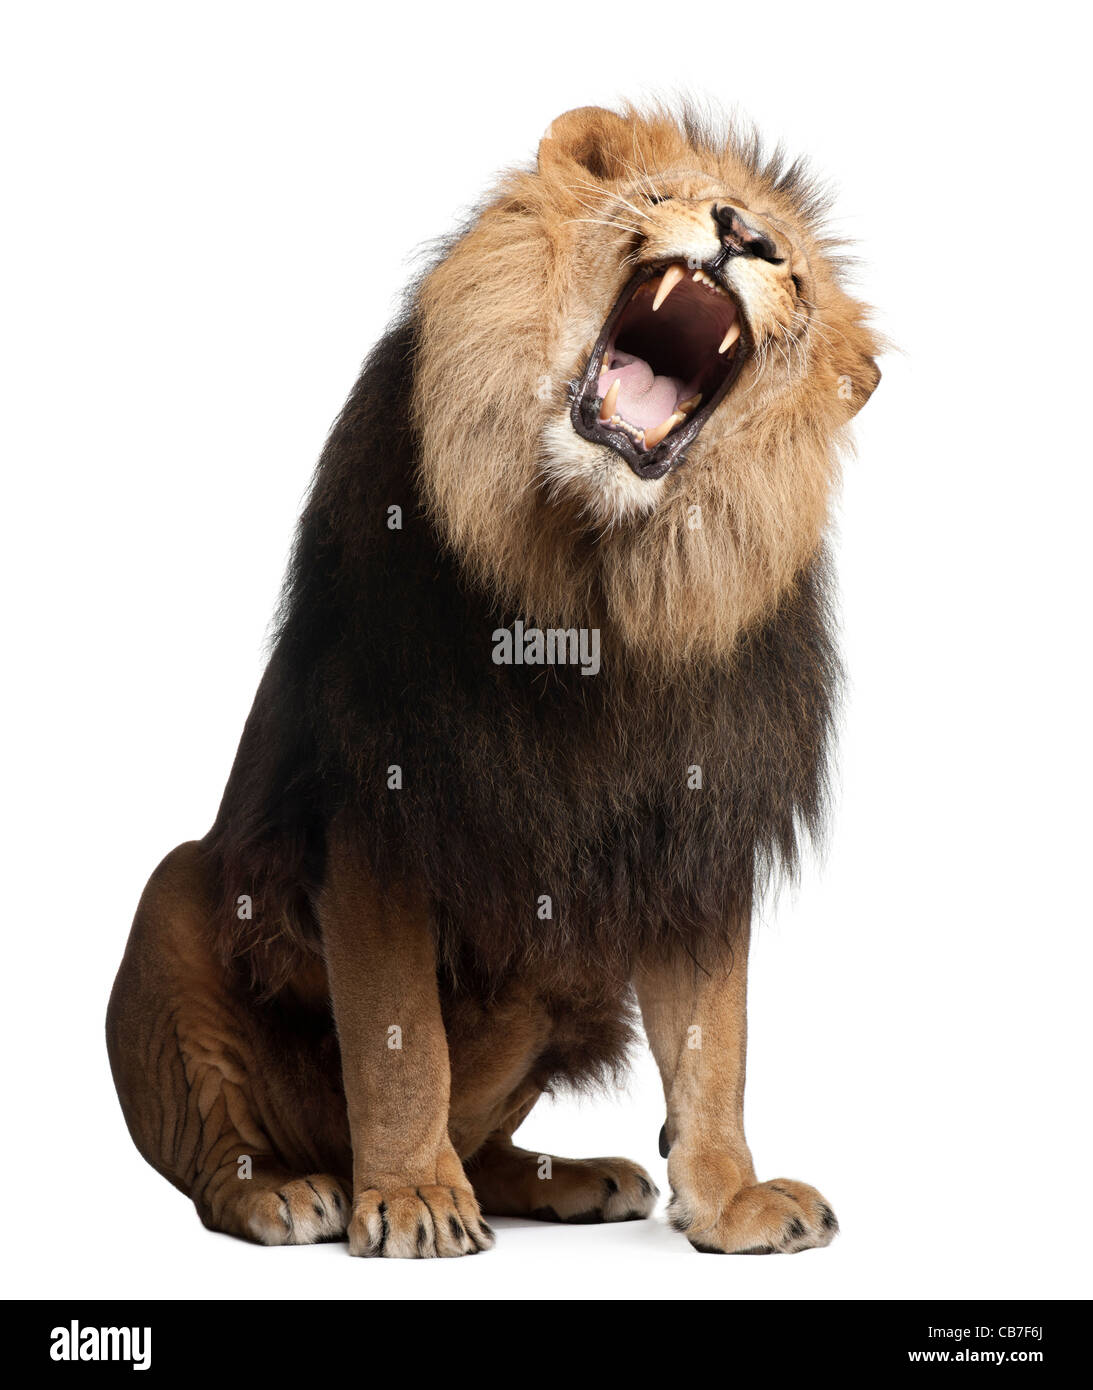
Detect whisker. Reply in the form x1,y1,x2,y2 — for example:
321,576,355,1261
562,217,642,235
790,306,835,350
566,190,620,220
567,176,652,225
616,153,661,205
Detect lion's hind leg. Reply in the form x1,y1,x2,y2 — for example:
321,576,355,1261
202,1162,350,1246
183,1062,350,1246
107,842,351,1247
466,1135,658,1224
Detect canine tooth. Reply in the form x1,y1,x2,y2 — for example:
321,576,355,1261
652,264,685,311
600,378,621,421
643,417,671,449
718,320,741,354
679,392,702,414
644,410,686,449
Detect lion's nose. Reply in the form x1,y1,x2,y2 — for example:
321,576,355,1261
711,204,782,263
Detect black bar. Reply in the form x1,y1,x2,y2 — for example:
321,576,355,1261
21,1299,1085,1375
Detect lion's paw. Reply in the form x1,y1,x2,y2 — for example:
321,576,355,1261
348,1185,495,1258
527,1156,659,1224
671,1177,838,1254
243,1174,350,1246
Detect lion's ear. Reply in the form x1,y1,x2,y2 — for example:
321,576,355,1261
538,106,633,181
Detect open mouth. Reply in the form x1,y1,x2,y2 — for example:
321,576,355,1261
570,262,748,481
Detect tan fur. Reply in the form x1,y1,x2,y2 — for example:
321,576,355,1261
414,103,879,665
634,929,837,1253
316,825,495,1254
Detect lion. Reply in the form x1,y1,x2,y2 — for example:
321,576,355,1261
106,103,880,1257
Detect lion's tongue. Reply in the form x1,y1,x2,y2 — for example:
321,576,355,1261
596,351,684,431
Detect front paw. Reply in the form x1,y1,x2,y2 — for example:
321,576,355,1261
670,1173,838,1254
349,1185,495,1258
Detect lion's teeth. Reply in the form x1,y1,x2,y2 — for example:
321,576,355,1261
718,321,741,354
600,378,621,421
679,393,702,414
644,410,686,449
692,268,726,294
652,264,685,311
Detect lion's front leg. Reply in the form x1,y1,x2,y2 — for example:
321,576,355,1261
320,827,494,1258
633,928,837,1254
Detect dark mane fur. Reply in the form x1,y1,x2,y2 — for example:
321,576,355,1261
204,314,841,998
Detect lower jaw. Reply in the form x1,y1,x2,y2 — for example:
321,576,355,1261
569,371,743,482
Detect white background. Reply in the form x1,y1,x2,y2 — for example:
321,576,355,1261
2,1,1090,1302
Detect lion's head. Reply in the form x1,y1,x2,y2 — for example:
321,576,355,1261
413,103,880,664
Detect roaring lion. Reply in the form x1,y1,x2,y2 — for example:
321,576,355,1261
107,104,880,1257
